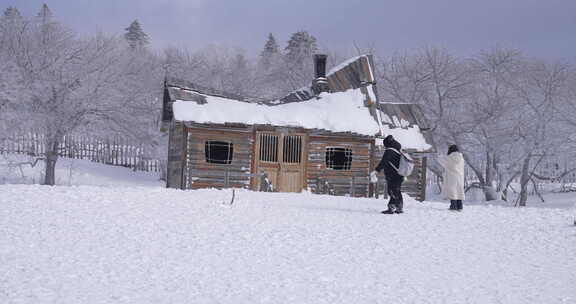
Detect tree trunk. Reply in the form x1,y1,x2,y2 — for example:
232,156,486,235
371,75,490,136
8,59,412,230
461,150,497,201
485,150,493,187
483,185,498,201
494,155,503,192
501,171,520,202
483,151,498,201
518,155,531,207
44,139,59,186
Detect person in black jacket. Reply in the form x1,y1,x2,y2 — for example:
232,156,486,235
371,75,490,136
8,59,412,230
374,135,404,214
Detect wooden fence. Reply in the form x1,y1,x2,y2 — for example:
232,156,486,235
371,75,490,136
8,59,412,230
426,162,576,196
0,133,164,173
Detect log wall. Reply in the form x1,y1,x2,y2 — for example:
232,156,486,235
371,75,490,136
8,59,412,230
167,122,187,189
372,147,428,201
307,134,372,197
184,126,253,190
168,123,428,200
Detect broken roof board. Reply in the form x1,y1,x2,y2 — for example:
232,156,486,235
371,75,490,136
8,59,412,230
327,55,375,93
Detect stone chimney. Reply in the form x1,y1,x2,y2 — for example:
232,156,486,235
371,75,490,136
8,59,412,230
312,54,330,95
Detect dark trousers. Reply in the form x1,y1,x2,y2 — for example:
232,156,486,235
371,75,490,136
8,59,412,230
450,200,463,210
387,178,404,211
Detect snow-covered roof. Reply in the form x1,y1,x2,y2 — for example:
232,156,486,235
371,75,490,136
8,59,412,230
379,125,431,151
169,86,432,151
163,55,435,152
172,86,381,136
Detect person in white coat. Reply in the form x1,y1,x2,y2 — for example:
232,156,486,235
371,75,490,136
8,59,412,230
438,145,465,210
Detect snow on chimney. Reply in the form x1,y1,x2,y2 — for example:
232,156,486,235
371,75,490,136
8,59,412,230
312,54,329,95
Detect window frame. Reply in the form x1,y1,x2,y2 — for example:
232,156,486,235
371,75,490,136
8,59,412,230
204,140,234,165
325,146,353,171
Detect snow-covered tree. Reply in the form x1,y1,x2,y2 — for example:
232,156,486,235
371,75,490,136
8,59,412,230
227,52,252,96
1,6,23,47
163,46,205,83
378,47,496,200
462,48,524,200
3,6,21,19
124,20,149,50
5,6,123,185
37,3,52,20
259,33,280,69
284,31,317,66
377,46,576,204
0,6,27,140
510,60,572,205
102,47,165,166
273,31,319,92
555,67,576,130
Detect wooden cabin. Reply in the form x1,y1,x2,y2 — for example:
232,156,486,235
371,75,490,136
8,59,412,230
161,54,435,200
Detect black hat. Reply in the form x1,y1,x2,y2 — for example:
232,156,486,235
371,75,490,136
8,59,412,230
383,135,394,147
448,144,459,155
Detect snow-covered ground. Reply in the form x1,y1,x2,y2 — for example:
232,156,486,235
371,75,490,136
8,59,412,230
0,154,162,187
428,183,576,209
1,157,575,303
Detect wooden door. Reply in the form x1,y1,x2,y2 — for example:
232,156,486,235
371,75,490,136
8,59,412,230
255,131,306,192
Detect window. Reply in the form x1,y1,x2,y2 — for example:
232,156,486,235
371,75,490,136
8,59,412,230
259,133,279,162
205,141,233,164
325,147,352,170
283,135,302,163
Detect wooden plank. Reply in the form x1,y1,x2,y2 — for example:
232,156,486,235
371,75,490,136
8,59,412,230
308,135,372,143
419,157,427,201
189,182,249,189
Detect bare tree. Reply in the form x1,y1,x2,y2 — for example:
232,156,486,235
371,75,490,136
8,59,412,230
462,48,525,200
509,60,572,206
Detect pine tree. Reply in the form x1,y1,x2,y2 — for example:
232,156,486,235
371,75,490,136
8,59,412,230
3,7,22,19
124,20,149,50
259,33,279,69
37,4,52,23
1,7,23,33
35,4,58,47
284,30,318,66
1,7,23,47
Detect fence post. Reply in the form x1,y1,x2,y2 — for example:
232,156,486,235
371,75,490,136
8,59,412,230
132,142,136,170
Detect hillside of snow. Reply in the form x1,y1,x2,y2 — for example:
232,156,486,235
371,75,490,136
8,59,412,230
1,183,575,303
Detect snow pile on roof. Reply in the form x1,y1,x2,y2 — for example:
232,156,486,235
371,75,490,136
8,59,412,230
381,113,411,128
172,83,432,150
381,124,431,151
377,111,431,151
173,87,381,136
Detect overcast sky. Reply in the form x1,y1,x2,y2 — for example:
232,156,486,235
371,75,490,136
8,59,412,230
2,0,575,60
